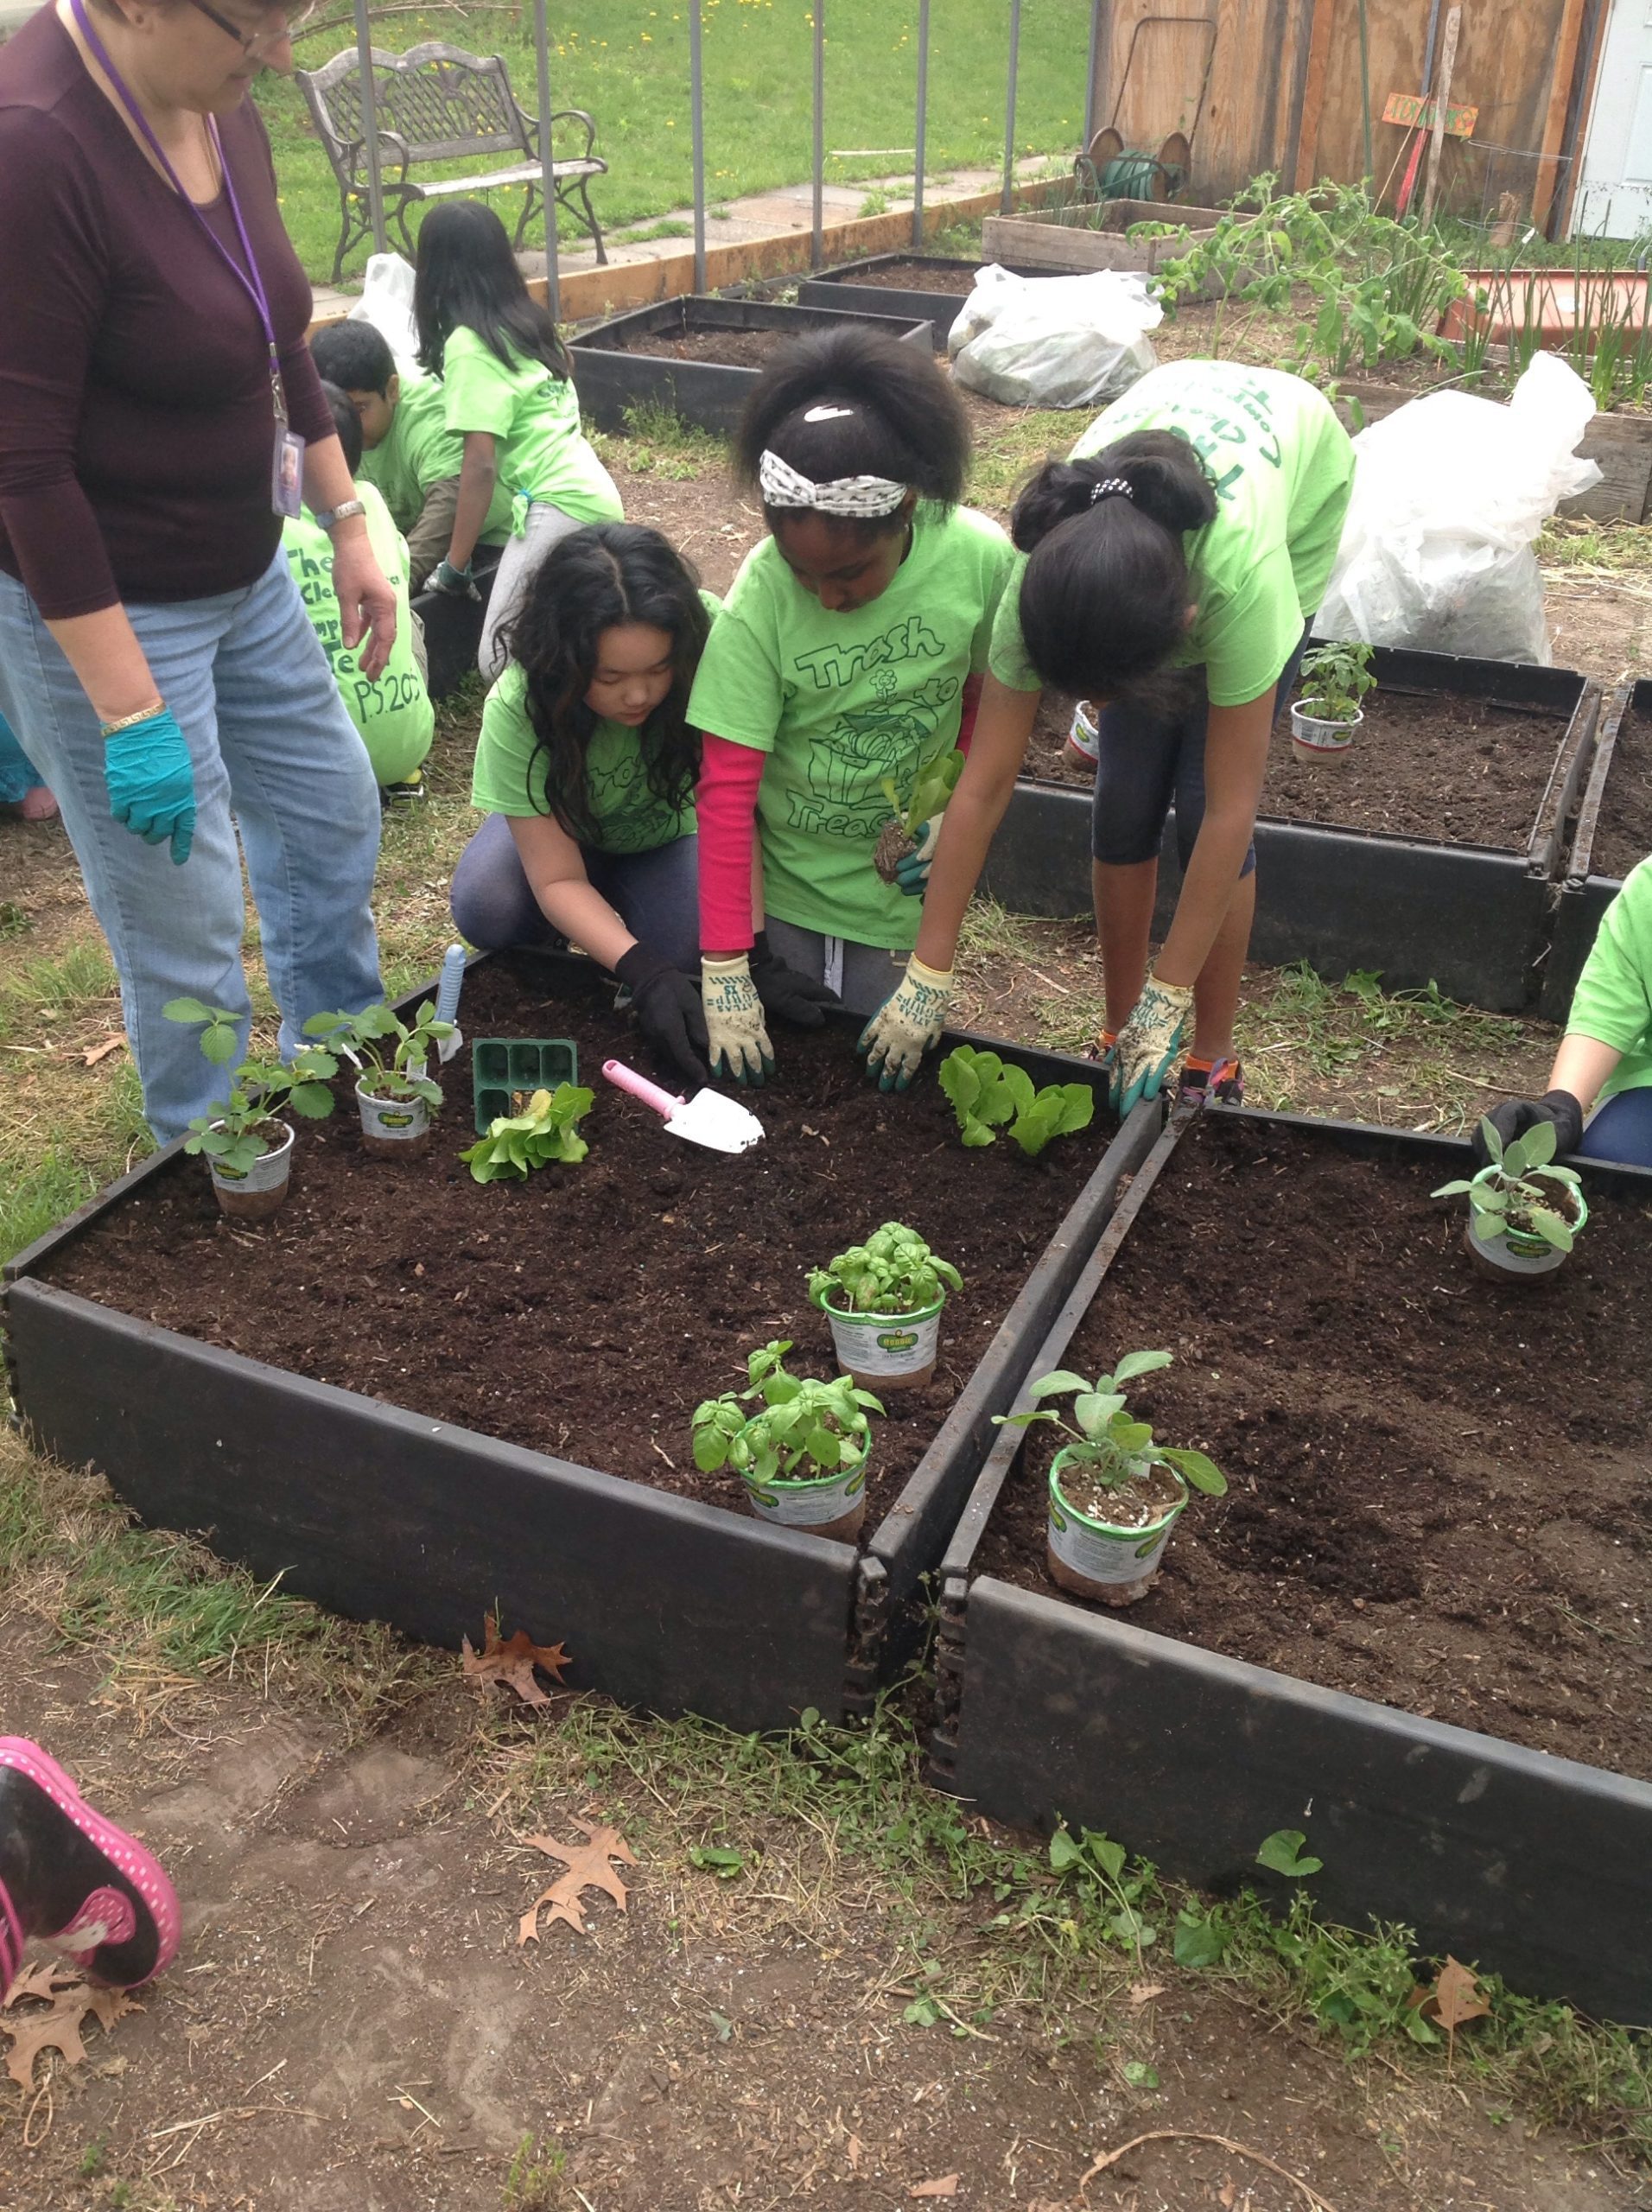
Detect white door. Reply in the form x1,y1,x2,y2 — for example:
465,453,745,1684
1575,0,1652,238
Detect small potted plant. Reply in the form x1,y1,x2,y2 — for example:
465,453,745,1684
873,746,964,886
807,1222,963,1390
996,1351,1227,1605
303,1001,453,1159
1290,640,1376,764
163,998,337,1222
1433,1116,1588,1282
692,1339,882,1541
1065,698,1100,769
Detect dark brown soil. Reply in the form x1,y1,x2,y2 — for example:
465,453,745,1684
829,258,975,296
1592,706,1652,880
975,1109,1652,1779
613,324,790,366
43,956,1108,1531
1019,680,1570,849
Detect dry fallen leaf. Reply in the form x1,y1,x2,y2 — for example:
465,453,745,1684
847,2133,863,2171
1129,1981,1167,2005
910,2179,960,2199
1,1971,139,2091
518,1819,639,1942
1425,1956,1492,2034
82,1033,128,1068
461,1613,569,1708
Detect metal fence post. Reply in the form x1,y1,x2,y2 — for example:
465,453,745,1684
912,0,930,247
690,0,707,293
812,0,824,270
1083,0,1103,151
533,0,560,319
352,0,387,257
1001,0,1022,215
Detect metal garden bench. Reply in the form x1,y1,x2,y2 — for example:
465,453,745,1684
296,41,607,286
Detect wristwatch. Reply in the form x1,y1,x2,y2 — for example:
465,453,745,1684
314,497,366,531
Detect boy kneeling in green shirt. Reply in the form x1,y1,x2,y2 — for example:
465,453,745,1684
310,321,513,594
283,384,434,800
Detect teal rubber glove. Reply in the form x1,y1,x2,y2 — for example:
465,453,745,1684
1110,972,1194,1116
431,557,480,601
104,709,195,866
858,956,953,1092
893,815,942,896
701,951,774,1087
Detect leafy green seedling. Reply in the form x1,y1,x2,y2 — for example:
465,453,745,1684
808,1222,962,1317
164,998,338,1173
691,1339,881,1486
1433,1116,1585,1250
1298,639,1376,726
688,1845,747,1880
460,1084,593,1182
995,1351,1228,1498
1256,1828,1325,1878
880,745,963,842
938,1045,1095,1157
303,999,453,1109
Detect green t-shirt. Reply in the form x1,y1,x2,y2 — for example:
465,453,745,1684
471,591,721,853
1569,857,1652,1103
282,483,433,788
359,371,512,546
687,506,1015,950
989,361,1355,709
440,328,621,526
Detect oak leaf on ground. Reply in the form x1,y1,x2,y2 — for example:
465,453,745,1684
518,1819,639,1943
1,1970,139,2090
910,2179,960,2199
461,1613,569,1707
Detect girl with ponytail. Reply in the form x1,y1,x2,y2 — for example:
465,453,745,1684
687,325,1017,1085
861,360,1355,1109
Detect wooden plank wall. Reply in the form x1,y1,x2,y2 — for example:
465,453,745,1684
1090,1,1595,224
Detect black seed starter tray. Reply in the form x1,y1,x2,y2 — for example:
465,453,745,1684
982,646,1602,1016
2,952,1163,1736
928,1101,1652,2020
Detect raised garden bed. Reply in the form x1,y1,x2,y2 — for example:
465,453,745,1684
1541,677,1649,1019
797,255,1042,351
982,198,1233,278
410,543,503,702
982,646,1602,1014
570,296,933,435
930,1101,1652,2018
2,950,1160,1733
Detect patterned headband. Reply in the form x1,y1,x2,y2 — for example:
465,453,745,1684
1089,477,1134,505
758,448,910,518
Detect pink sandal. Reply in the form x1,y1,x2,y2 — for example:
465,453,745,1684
0,1738,179,1988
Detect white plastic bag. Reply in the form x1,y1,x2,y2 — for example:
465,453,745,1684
949,264,1161,410
348,251,420,375
1317,353,1602,665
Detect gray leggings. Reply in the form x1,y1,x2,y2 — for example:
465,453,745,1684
763,918,905,1020
478,501,585,680
450,811,700,970
1091,627,1312,874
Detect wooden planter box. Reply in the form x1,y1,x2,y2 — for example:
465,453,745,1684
982,199,1233,277
981,646,1601,1015
929,1103,1652,2021
1,953,1161,1734
569,296,932,435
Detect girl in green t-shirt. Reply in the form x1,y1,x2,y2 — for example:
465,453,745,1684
689,327,1016,1086
413,203,621,678
863,360,1353,1107
450,523,716,1086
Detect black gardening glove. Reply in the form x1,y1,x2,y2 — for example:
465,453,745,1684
1470,1089,1584,1168
613,943,712,1090
748,930,842,1028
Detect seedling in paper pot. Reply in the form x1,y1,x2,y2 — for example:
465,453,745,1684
163,996,338,1219
693,1339,882,1540
1433,1116,1587,1281
1297,640,1376,728
306,999,454,1158
809,1223,963,1391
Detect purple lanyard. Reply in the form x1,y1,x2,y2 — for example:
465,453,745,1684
68,0,287,425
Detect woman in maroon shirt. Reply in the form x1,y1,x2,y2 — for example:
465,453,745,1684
0,0,394,1141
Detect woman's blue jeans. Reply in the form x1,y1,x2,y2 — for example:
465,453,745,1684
0,552,383,1143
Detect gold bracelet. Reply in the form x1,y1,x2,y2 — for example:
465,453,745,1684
100,700,166,738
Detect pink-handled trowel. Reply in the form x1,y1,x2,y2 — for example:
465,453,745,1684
601,1059,764,1154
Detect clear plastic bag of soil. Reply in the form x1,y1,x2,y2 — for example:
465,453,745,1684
1316,353,1602,665
949,264,1161,410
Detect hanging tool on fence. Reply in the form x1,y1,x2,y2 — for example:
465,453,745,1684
1073,13,1215,204
1382,6,1477,218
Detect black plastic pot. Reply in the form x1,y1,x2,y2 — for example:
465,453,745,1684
797,256,1039,350
982,646,1602,1015
1541,678,1637,1021
1,953,1160,1735
570,296,934,435
410,544,503,702
929,1102,1652,2019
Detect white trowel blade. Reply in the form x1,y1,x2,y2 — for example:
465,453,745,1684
663,1088,765,1153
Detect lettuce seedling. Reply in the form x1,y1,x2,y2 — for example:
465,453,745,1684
808,1222,962,1317
874,746,964,884
692,1339,882,1485
460,1084,593,1183
938,1045,1095,1157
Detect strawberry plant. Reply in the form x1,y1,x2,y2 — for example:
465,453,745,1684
302,999,453,1107
163,998,337,1173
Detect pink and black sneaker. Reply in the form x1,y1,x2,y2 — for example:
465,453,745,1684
0,1738,179,1989
1179,1054,1244,1105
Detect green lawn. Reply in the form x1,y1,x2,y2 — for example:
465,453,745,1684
261,0,1091,286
